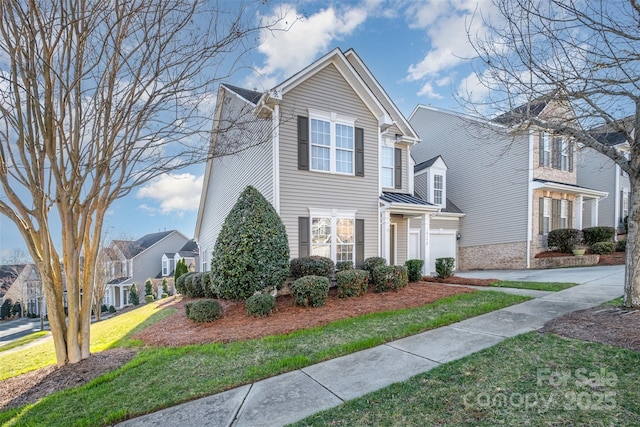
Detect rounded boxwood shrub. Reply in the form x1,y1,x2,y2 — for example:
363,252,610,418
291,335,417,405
144,295,154,303
362,257,386,274
336,261,353,272
175,271,195,295
187,299,223,323
290,256,335,279
617,239,627,252
290,275,330,307
336,269,369,298
108,305,116,314
590,241,615,255
435,257,455,279
211,186,290,300
547,228,582,253
372,265,408,292
246,293,276,317
184,301,194,317
161,293,168,299
582,226,616,245
404,259,424,282
184,272,208,298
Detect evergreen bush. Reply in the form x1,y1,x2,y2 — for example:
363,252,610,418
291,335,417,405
290,275,330,307
129,284,140,306
144,295,154,303
161,293,168,299
174,258,189,288
617,239,627,252
187,299,223,323
547,228,581,253
405,259,424,282
582,226,616,245
108,305,116,314
211,186,290,300
336,261,353,272
435,257,455,279
101,304,108,312
290,256,335,279
161,278,169,295
0,299,12,319
175,271,196,295
184,301,194,317
336,269,369,298
590,241,616,255
144,278,153,296
246,293,276,317
372,266,408,292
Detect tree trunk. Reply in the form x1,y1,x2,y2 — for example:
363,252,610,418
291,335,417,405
625,175,640,307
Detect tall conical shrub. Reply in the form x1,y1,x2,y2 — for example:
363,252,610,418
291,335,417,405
211,186,290,300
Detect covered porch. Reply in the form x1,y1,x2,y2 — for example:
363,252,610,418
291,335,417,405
533,180,608,229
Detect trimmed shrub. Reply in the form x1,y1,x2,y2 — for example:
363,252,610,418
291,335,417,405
336,261,353,272
435,257,455,279
372,265,409,293
582,226,616,245
182,272,207,298
590,241,615,255
362,257,386,275
175,271,196,296
200,271,216,298
144,279,153,296
617,239,627,252
290,256,335,279
336,269,369,298
184,301,194,317
108,305,116,314
11,302,21,317
129,284,140,306
547,228,582,253
161,278,169,295
161,293,168,299
174,258,189,287
246,293,276,317
144,295,154,303
290,275,330,307
187,299,223,323
0,299,12,320
101,304,108,313
211,186,290,300
405,259,424,282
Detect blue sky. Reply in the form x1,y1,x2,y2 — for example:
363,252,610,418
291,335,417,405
0,0,495,259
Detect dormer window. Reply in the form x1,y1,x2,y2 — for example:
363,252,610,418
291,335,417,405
161,257,169,276
434,174,443,205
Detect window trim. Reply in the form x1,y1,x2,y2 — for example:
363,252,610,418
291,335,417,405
308,109,356,175
308,208,357,263
162,257,169,276
381,144,395,189
433,174,444,205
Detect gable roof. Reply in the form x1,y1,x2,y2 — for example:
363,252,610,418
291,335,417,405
492,90,564,126
414,155,447,173
113,230,181,259
0,264,26,298
222,84,262,105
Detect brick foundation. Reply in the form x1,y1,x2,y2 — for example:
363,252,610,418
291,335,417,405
458,241,528,270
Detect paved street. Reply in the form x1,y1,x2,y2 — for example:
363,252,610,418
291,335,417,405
0,317,48,346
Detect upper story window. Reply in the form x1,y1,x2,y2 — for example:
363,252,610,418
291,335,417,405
434,174,443,205
381,146,395,188
201,249,208,272
309,111,355,174
539,132,573,172
162,258,169,276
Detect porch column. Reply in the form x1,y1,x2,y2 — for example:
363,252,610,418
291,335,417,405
575,195,583,230
382,210,391,262
591,198,600,227
421,214,430,275
120,286,126,308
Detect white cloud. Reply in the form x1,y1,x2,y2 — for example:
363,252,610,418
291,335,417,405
248,3,370,89
136,173,204,215
417,82,443,99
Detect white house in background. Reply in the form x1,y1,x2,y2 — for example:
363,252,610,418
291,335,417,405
409,100,608,270
0,264,44,316
195,48,459,274
577,122,632,233
104,230,190,308
161,239,199,277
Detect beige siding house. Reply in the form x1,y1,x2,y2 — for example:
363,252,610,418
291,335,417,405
196,48,451,274
410,99,608,270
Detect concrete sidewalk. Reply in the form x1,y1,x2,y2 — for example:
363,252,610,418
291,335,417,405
116,265,624,427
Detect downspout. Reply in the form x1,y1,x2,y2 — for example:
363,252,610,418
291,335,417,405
526,130,534,269
272,104,280,213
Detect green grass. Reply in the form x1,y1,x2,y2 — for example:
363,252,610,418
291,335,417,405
0,332,48,353
292,333,640,426
491,280,577,292
604,296,624,307
0,291,528,426
0,299,177,381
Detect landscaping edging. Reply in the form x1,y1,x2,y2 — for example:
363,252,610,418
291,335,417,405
532,254,600,269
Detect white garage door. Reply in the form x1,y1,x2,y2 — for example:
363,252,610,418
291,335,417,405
429,232,457,273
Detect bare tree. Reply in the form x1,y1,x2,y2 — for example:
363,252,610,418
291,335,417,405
92,248,111,322
1,248,30,264
0,0,282,365
466,0,640,306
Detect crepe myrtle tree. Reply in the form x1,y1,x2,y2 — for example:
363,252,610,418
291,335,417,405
0,0,284,365
465,0,640,307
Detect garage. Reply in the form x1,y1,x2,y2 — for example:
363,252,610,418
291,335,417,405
428,230,457,274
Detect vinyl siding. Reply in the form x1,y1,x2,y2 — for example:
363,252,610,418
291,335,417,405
197,92,274,259
414,171,427,200
132,232,189,285
279,63,379,259
410,107,530,247
391,214,407,265
430,218,460,230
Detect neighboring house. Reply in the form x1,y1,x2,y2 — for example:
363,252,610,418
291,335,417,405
0,264,44,316
160,239,199,278
104,230,191,308
577,122,632,233
195,48,456,275
409,100,608,270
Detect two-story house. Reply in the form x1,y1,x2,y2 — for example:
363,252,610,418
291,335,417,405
577,120,632,233
104,230,191,308
409,99,608,270
1,264,43,316
195,48,456,275
160,239,199,278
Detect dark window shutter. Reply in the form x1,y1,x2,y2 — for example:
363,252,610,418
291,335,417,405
355,219,365,267
568,142,574,172
539,132,545,166
539,197,544,235
298,116,309,170
552,137,561,169
394,147,402,189
568,200,573,228
355,127,364,177
298,216,310,257
552,199,561,230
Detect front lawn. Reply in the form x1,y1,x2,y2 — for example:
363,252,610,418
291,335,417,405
0,291,528,426
293,332,640,426
491,280,577,292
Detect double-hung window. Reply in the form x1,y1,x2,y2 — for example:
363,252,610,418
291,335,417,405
162,258,169,276
560,199,568,229
540,197,573,234
309,111,355,174
311,211,355,263
540,132,551,167
541,198,551,235
434,174,444,205
381,146,395,188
